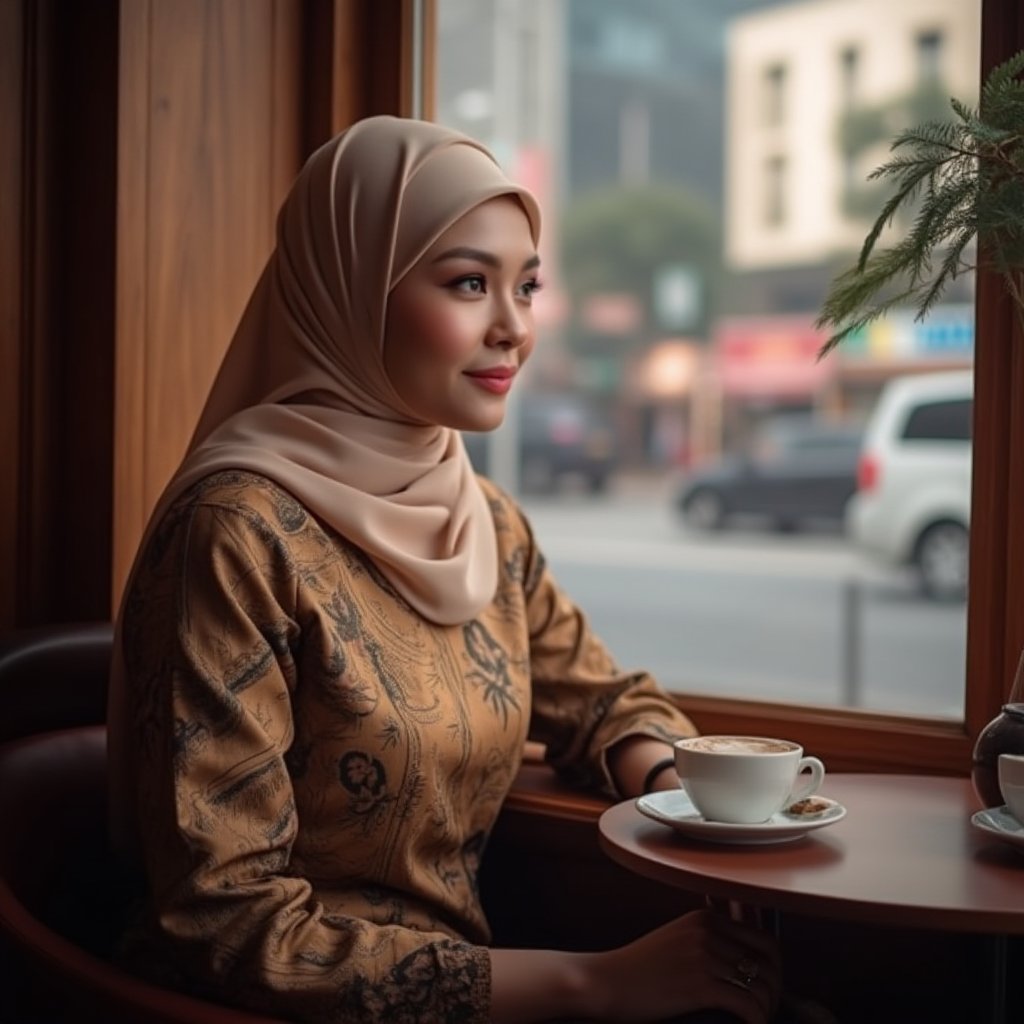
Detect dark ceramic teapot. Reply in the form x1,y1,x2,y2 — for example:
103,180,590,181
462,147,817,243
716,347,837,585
971,649,1024,808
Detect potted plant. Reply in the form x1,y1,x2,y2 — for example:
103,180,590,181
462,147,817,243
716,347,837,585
814,50,1024,808
815,49,1024,356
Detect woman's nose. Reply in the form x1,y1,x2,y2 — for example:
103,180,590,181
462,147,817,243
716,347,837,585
487,298,532,349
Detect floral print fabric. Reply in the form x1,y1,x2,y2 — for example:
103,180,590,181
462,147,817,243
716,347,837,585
116,470,695,1022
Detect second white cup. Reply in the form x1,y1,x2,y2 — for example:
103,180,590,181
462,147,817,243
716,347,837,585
998,753,1024,824
674,735,826,824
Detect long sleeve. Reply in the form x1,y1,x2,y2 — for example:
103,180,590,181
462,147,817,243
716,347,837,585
117,475,491,1023
480,480,697,798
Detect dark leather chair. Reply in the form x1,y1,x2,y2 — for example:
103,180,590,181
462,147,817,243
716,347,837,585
0,625,283,1023
0,622,113,741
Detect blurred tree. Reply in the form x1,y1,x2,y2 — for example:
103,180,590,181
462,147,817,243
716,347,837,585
560,184,721,357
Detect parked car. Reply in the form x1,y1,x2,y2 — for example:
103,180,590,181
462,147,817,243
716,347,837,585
847,369,972,601
675,418,863,532
462,393,615,494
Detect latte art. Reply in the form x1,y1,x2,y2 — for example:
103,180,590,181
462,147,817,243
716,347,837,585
685,736,794,755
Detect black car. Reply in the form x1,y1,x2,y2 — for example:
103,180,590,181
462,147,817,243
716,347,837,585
675,419,862,532
462,393,615,494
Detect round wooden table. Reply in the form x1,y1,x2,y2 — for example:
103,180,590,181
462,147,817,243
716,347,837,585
598,773,1024,1022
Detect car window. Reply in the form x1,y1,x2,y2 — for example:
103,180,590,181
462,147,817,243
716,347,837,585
756,429,861,464
901,398,972,441
788,435,861,456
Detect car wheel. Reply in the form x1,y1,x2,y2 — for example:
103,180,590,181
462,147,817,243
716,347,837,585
915,521,969,601
684,488,725,531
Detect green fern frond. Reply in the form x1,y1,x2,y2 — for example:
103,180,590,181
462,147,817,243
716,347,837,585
815,264,919,359
981,51,1024,111
949,97,976,122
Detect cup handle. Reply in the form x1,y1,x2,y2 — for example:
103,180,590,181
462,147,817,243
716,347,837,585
786,756,825,806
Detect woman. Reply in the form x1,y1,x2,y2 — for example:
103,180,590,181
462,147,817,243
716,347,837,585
108,115,783,1023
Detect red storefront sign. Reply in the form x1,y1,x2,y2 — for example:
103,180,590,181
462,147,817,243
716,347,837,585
715,316,834,397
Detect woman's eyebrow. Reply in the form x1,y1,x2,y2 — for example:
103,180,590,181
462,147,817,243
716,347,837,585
433,246,541,272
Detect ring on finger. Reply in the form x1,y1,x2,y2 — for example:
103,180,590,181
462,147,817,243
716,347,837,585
726,956,759,990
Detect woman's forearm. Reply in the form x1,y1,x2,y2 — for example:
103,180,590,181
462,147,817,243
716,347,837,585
490,907,784,1024
489,948,604,1022
606,735,678,796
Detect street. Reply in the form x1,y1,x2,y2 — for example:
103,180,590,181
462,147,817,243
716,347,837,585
518,476,967,719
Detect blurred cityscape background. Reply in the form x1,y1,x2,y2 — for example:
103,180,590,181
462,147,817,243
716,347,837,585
436,0,981,718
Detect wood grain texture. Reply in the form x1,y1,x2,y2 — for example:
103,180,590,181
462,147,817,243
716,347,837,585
112,0,304,606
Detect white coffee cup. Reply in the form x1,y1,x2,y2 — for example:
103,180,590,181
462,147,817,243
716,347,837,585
998,753,1024,824
674,735,826,824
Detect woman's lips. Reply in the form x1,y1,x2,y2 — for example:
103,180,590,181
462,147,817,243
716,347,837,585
464,367,516,394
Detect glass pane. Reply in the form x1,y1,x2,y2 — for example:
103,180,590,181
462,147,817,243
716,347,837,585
436,0,981,718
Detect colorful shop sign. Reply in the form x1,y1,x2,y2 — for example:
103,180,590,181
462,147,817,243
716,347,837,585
839,304,974,361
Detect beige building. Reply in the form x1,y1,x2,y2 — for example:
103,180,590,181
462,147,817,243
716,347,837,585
726,0,981,271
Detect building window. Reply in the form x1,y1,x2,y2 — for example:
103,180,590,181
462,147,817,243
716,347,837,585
763,62,787,125
916,29,944,82
764,155,786,226
839,45,859,108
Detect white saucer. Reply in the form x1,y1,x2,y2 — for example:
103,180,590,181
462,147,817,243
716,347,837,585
970,806,1024,853
635,789,847,845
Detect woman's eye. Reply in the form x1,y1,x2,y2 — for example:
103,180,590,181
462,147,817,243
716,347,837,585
518,278,543,301
451,275,486,294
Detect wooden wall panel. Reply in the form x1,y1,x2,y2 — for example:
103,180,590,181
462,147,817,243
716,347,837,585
112,0,303,606
304,0,434,150
0,0,25,627
4,0,433,625
1,0,118,627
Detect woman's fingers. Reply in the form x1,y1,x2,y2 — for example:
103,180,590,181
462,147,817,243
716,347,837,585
589,907,783,1023
704,914,783,1021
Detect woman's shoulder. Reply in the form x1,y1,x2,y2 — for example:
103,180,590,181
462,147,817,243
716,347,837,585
474,473,508,507
474,474,539,551
174,469,308,522
154,470,321,560
476,474,524,525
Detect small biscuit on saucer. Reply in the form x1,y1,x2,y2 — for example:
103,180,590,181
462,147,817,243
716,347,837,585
786,797,833,817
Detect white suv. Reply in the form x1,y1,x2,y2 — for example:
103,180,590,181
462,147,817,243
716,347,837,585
847,369,972,600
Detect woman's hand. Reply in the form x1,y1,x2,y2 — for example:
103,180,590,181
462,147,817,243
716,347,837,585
579,908,783,1023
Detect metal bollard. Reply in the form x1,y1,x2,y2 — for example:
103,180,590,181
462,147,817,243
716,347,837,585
840,577,863,707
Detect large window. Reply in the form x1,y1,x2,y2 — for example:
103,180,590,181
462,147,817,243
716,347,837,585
431,0,1021,775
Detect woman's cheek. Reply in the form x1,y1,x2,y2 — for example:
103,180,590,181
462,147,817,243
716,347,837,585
420,304,480,362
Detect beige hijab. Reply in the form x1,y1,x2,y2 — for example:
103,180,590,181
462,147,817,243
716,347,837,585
150,115,541,624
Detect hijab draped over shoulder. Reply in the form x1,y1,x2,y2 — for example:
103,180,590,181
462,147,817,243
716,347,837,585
147,115,540,624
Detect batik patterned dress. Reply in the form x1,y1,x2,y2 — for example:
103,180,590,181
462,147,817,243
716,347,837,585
116,470,696,1022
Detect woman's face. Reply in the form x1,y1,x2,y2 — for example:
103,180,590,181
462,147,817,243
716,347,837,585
383,196,540,431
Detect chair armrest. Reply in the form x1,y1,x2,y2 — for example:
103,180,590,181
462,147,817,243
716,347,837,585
0,623,113,741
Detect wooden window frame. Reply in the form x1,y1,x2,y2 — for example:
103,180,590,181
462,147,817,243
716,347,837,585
426,0,1024,776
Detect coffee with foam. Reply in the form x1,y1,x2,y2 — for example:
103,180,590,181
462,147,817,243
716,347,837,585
686,736,793,755
673,735,825,824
